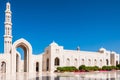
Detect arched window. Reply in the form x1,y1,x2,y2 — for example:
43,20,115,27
106,59,109,65
116,61,118,66
74,59,77,66
88,59,91,66
1,61,6,73
36,62,39,72
94,59,97,66
55,57,60,66
82,59,85,65
100,59,102,67
66,58,70,66
46,58,49,71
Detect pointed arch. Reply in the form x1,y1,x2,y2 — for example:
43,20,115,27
12,38,33,73
88,59,91,66
46,58,49,71
116,61,118,66
100,59,102,67
82,59,85,65
94,59,97,66
74,58,78,66
106,59,109,66
66,58,70,66
1,61,6,73
54,57,60,66
13,38,32,53
36,62,39,72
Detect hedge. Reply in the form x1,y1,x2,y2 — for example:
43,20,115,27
57,66,78,72
56,64,120,72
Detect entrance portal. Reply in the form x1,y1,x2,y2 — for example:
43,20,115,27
12,38,33,73
16,46,28,72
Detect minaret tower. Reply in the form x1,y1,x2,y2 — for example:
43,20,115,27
4,2,12,53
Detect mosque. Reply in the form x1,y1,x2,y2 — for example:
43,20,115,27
0,2,119,74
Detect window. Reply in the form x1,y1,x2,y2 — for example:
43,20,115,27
55,57,60,66
82,59,85,65
100,59,102,67
56,49,59,53
88,59,91,66
46,50,49,54
1,61,6,73
106,59,109,65
66,58,70,66
94,59,97,66
74,59,77,66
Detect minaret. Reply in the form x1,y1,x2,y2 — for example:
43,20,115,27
4,2,12,53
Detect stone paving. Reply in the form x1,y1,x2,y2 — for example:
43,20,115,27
0,71,120,80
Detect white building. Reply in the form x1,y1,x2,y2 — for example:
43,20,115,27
0,2,119,74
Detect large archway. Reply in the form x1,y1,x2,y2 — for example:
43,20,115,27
16,51,21,72
12,38,33,73
16,46,28,72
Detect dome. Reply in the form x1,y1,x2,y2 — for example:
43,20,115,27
111,51,116,54
99,47,106,53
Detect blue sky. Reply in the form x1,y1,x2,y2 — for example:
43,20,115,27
0,0,120,55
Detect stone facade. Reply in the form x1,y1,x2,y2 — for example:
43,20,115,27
0,2,119,74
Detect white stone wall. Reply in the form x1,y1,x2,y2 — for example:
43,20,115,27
0,40,120,74
0,53,11,74
32,54,42,73
43,42,119,72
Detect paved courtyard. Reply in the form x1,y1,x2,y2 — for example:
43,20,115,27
0,71,120,80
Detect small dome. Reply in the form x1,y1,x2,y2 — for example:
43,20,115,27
50,41,58,46
111,51,116,54
99,47,106,53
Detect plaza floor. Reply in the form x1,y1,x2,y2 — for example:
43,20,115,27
0,71,120,80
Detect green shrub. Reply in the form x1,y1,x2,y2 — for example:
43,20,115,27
84,66,99,71
102,66,107,70
79,65,100,71
93,66,99,71
116,64,120,69
102,66,114,71
116,67,119,70
57,65,118,72
79,65,86,70
111,66,116,70
57,67,63,72
56,66,78,72
85,66,93,71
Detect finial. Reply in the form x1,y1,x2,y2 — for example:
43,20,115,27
6,1,11,11
77,46,80,51
52,40,55,43
50,40,58,46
